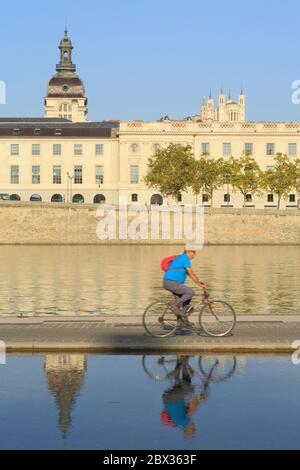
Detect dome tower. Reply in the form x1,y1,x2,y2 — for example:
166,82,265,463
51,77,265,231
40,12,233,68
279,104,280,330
44,30,88,122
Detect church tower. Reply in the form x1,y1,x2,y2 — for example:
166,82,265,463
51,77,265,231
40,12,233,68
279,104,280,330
207,90,215,120
44,30,88,122
201,96,208,120
217,89,226,121
238,89,246,122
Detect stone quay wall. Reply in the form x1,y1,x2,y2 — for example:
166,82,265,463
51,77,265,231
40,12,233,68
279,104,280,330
0,202,299,245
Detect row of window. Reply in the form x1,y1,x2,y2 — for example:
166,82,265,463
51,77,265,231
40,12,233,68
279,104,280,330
8,142,163,156
6,194,154,204
6,192,297,205
6,142,299,157
8,143,104,156
131,142,299,156
202,193,297,203
10,165,103,185
201,142,298,156
8,165,140,185
129,143,180,153
8,194,106,203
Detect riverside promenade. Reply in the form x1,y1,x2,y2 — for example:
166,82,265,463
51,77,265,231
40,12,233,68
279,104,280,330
1,315,300,353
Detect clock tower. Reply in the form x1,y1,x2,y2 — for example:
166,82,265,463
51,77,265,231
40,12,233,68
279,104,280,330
44,29,88,122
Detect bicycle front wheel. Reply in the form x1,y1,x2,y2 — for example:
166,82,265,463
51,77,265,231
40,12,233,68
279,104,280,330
198,355,237,381
199,301,236,337
143,301,178,338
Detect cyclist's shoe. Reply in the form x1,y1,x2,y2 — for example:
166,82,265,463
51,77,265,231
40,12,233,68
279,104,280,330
179,316,195,327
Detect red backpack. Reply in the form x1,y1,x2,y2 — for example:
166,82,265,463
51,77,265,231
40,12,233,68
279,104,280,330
161,255,178,272
160,409,176,428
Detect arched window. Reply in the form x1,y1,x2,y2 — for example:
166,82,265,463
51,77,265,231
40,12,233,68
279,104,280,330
51,194,63,203
150,194,163,205
59,103,71,113
10,194,21,201
30,194,42,202
59,103,72,120
153,144,161,152
202,194,209,203
93,194,106,204
131,194,138,202
72,194,84,204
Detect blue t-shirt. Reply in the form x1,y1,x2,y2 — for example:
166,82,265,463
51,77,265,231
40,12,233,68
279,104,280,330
164,400,190,429
163,252,191,284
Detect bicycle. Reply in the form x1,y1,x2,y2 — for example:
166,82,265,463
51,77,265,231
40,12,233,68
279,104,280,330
142,354,237,395
142,290,236,338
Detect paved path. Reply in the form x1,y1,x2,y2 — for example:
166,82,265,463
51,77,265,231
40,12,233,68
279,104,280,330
0,315,300,352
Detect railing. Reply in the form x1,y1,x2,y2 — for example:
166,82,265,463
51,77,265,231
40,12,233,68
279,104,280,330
120,120,300,133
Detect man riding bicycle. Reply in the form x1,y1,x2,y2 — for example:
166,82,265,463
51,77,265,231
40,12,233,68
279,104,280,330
163,245,207,325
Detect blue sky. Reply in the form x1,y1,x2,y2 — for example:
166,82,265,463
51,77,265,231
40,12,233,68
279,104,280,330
1,0,300,122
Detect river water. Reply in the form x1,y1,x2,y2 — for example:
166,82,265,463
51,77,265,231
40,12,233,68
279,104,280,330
0,245,299,316
0,353,299,450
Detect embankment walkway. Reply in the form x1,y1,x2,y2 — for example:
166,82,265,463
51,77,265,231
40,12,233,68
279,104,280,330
0,315,299,353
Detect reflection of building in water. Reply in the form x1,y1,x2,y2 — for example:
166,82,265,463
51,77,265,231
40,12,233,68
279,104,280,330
44,354,87,440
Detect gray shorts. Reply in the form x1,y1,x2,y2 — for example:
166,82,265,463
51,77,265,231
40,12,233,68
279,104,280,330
163,280,195,310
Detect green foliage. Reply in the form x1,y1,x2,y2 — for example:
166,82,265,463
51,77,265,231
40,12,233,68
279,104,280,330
262,153,296,209
144,144,196,201
144,146,299,209
191,156,225,203
227,155,264,206
294,158,300,196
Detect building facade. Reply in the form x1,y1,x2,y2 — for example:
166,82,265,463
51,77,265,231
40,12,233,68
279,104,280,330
118,120,299,209
0,118,119,204
0,31,299,209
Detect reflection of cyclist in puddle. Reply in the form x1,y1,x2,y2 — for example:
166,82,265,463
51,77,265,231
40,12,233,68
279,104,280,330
160,356,207,438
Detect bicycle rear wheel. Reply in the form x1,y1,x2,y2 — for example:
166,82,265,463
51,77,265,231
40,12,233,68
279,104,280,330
142,355,178,380
199,301,236,337
143,301,178,338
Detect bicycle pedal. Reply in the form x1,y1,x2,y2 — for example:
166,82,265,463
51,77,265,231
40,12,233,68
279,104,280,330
179,319,195,328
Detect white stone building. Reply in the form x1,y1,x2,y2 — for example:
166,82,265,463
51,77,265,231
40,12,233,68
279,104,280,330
0,30,299,209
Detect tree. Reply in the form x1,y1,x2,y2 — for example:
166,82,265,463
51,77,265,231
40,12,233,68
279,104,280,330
144,144,196,201
227,155,264,207
263,153,296,210
294,158,300,200
191,156,225,205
